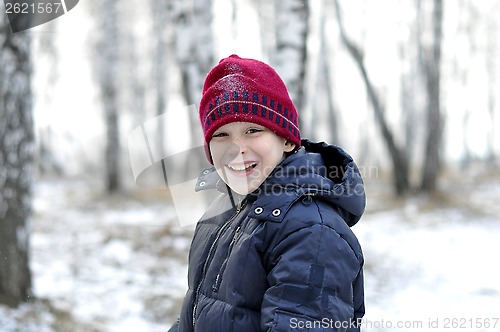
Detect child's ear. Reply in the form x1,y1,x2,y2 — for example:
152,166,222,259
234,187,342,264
284,141,296,153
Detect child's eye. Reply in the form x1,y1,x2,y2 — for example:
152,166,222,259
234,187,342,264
246,128,263,134
212,132,228,138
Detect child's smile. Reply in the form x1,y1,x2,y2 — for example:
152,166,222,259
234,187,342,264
209,122,295,195
226,161,258,174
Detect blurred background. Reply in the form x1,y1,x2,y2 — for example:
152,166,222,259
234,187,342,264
1,0,500,331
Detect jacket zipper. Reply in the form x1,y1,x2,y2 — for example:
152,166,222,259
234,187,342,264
212,224,242,292
192,200,245,329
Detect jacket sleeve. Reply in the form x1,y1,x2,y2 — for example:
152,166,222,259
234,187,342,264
260,223,363,332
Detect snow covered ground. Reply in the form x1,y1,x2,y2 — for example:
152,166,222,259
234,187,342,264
356,177,500,331
1,172,499,331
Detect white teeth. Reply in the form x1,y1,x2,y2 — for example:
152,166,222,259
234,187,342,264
227,163,257,172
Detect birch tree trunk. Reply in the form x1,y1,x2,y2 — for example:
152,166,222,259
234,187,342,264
93,0,122,193
152,0,169,156
0,14,33,306
123,3,146,125
171,0,214,105
255,0,276,60
272,0,309,129
420,0,444,192
171,0,215,171
399,0,425,171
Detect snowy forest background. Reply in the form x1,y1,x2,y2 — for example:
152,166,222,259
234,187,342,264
1,0,500,331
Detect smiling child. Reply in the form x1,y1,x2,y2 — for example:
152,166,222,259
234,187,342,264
169,54,366,332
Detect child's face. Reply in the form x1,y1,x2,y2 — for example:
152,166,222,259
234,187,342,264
209,122,295,195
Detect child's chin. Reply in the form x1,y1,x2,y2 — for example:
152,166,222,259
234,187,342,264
227,180,259,195
231,185,252,195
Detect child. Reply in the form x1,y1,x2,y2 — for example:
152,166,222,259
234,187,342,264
169,55,365,332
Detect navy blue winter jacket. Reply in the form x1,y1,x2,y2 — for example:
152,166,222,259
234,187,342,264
169,140,365,332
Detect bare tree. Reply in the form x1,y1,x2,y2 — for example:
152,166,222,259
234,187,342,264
152,0,170,157
171,0,214,109
92,0,122,193
399,0,425,172
0,15,33,306
152,1,168,118
171,0,215,171
255,0,277,60
271,0,309,130
334,0,410,195
319,1,339,144
420,0,444,192
122,2,146,125
307,0,339,143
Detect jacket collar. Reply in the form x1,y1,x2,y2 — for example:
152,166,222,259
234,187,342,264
194,139,366,226
194,165,300,223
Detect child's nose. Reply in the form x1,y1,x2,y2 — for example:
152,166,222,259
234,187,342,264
231,137,247,154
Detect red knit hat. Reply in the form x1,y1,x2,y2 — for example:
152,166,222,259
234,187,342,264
199,54,301,163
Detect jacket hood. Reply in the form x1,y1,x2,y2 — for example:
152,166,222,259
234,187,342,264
195,139,366,227
262,139,365,227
